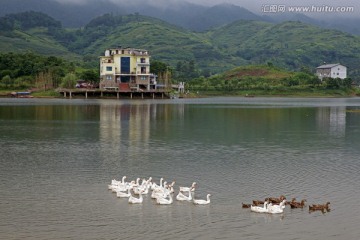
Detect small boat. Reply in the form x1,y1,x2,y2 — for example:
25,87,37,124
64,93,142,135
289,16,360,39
11,91,33,98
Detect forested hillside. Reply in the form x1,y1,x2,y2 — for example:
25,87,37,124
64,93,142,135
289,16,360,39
1,11,360,80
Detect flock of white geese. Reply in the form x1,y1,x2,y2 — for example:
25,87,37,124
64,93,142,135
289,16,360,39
108,176,211,205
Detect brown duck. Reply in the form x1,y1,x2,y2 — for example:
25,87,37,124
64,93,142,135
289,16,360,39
290,199,307,208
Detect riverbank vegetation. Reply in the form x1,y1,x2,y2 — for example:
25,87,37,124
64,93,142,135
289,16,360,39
186,64,359,97
1,52,358,98
1,12,360,98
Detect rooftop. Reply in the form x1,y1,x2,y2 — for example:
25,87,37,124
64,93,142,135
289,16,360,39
316,63,343,69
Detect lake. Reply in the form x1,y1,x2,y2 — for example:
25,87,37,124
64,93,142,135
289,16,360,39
1,97,360,240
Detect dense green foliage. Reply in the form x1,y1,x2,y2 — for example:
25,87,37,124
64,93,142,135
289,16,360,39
0,52,76,90
60,73,77,89
0,11,61,31
0,11,360,95
1,12,359,81
186,65,355,96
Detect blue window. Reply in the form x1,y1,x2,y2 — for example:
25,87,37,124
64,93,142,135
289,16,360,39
106,66,112,71
121,57,130,74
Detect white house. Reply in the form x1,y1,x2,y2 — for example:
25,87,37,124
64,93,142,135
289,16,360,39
316,63,347,80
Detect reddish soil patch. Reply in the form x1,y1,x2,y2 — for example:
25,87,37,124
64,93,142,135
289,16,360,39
226,69,270,79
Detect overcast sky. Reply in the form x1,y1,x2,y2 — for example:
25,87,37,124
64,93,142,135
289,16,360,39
56,0,359,16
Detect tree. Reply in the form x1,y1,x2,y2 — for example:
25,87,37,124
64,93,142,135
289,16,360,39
306,76,322,87
80,69,99,83
1,75,12,88
325,77,340,89
151,60,170,76
60,73,77,89
342,78,353,88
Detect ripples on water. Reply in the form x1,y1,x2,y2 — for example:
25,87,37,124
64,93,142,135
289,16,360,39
1,98,360,239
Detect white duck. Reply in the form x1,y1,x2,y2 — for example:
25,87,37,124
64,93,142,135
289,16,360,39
179,182,196,192
267,199,286,214
128,191,143,204
176,188,192,201
156,193,173,205
250,200,269,213
193,194,211,205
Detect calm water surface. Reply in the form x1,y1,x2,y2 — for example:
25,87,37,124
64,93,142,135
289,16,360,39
1,97,360,240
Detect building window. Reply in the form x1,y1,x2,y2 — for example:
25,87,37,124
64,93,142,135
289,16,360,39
106,75,112,80
141,67,146,74
141,58,146,63
106,66,112,71
141,76,147,80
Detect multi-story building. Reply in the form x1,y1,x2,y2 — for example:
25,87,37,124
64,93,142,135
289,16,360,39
99,47,157,91
316,63,347,80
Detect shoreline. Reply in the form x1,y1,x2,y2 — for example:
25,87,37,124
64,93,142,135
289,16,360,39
1,89,360,99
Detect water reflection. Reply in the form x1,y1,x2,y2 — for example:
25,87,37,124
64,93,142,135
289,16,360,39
2,98,360,240
316,107,346,137
250,212,285,223
99,104,122,164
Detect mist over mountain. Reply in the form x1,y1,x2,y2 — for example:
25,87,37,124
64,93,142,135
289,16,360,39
1,0,360,34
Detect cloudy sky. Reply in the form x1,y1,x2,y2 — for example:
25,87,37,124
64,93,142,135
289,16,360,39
56,0,359,15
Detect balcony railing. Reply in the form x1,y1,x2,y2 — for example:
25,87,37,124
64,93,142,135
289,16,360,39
136,79,149,85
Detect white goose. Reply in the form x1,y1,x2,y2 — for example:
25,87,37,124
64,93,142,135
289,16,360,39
128,191,143,204
193,194,211,205
176,188,192,201
267,199,286,214
151,178,164,191
117,188,131,198
108,179,117,190
250,200,269,213
156,193,173,205
151,190,166,199
108,176,127,191
133,179,149,195
133,178,141,187
179,182,196,192
114,180,135,193
151,181,168,198
167,181,176,194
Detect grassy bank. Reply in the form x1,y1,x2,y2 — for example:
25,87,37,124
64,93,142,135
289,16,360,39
186,65,360,98
192,88,360,98
2,88,360,99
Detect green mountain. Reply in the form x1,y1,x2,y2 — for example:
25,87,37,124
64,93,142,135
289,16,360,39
1,12,360,78
208,20,360,74
78,14,242,74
